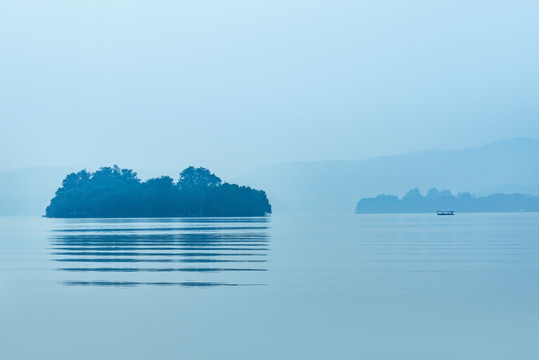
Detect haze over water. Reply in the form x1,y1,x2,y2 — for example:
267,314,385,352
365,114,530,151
2,1,539,177
1,213,538,359
2,1,539,359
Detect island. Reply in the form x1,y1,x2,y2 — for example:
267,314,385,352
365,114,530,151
45,166,271,217
355,188,539,214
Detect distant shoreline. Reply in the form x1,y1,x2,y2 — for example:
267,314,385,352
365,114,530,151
355,188,539,214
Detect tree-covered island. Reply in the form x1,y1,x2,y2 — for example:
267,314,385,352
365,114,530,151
45,166,271,217
356,188,539,214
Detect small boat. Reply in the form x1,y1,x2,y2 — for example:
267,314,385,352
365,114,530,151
436,210,454,216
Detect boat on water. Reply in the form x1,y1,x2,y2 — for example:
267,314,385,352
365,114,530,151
436,210,454,216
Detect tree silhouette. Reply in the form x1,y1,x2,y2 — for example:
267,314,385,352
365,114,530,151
355,187,539,214
45,166,271,218
178,167,222,189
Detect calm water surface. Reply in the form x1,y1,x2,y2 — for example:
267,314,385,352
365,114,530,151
1,213,538,359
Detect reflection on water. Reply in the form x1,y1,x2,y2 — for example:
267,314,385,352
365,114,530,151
62,281,248,287
3,214,539,359
50,217,270,287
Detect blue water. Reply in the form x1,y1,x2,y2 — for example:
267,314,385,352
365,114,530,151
1,213,538,359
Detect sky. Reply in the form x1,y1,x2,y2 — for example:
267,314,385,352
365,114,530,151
1,0,539,179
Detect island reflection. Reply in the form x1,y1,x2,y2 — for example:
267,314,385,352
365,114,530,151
50,217,270,287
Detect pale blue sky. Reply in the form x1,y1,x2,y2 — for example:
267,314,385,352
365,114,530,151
1,0,538,178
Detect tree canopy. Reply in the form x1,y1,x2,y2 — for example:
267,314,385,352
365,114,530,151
355,187,539,214
45,166,271,218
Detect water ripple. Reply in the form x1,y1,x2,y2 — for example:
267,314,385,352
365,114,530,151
51,218,270,287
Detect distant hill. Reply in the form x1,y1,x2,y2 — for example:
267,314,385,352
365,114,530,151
2,138,539,216
0,166,77,216
355,188,539,214
236,138,539,213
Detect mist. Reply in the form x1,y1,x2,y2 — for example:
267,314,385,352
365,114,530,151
2,0,539,179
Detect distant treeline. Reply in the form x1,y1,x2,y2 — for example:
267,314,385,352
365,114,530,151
45,166,271,218
355,188,539,214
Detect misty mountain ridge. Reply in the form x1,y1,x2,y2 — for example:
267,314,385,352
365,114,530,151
0,166,78,216
235,137,539,213
1,137,538,215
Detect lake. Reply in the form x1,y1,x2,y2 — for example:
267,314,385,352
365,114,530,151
1,213,538,359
